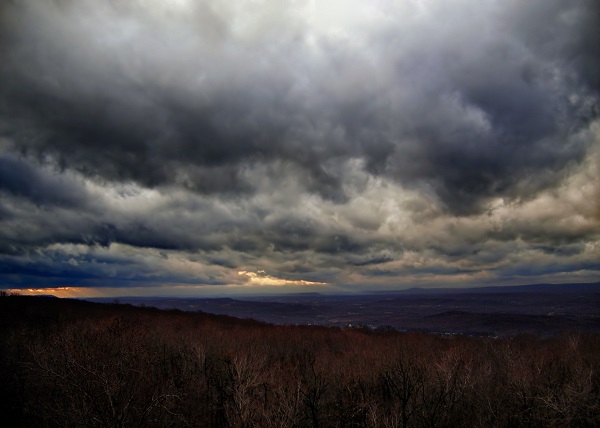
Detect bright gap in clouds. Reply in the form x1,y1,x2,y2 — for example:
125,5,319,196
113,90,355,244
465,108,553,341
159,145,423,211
238,270,328,287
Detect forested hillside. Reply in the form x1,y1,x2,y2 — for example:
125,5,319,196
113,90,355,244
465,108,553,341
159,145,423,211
1,294,598,427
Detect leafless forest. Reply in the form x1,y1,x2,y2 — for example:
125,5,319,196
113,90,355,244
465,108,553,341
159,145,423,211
1,294,599,427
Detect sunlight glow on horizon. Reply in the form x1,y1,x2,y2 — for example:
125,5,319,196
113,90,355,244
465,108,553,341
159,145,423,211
238,270,328,286
9,287,87,298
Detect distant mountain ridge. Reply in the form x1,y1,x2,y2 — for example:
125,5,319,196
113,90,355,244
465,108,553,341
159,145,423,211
369,281,600,295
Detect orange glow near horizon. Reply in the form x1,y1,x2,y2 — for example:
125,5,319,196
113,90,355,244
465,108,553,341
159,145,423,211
7,286,178,299
9,287,89,298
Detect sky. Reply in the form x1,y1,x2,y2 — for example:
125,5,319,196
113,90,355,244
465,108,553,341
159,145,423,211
0,0,599,298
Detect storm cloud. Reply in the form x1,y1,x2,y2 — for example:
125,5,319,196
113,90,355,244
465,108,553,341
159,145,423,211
0,0,599,295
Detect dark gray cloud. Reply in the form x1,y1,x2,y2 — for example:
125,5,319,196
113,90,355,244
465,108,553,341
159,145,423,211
2,0,597,209
0,0,599,294
0,153,89,207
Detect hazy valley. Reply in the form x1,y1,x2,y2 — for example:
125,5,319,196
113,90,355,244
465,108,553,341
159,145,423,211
94,282,600,337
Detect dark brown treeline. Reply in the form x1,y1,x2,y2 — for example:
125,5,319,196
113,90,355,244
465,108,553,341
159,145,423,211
1,295,598,427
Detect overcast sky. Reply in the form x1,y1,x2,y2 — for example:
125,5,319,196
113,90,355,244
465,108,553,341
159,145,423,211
1,0,599,297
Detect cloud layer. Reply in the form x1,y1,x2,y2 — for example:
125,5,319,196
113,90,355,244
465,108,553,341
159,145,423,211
1,0,599,295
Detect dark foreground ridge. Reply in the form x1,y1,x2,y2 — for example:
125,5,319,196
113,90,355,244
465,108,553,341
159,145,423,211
1,294,599,427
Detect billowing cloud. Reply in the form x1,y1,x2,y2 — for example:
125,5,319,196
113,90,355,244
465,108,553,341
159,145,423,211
0,0,598,296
